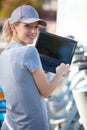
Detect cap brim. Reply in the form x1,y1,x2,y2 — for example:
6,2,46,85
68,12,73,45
21,18,47,26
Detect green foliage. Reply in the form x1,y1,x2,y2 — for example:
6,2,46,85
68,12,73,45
0,0,44,18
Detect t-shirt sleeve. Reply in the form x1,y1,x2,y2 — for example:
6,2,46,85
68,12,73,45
24,46,42,72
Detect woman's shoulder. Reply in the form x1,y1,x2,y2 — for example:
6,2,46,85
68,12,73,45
24,45,38,55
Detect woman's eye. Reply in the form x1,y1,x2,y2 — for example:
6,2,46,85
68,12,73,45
25,24,29,27
24,24,39,30
35,26,39,29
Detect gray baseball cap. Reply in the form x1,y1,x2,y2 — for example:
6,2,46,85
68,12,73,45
9,5,47,26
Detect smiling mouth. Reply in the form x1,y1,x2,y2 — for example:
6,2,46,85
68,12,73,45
27,35,35,40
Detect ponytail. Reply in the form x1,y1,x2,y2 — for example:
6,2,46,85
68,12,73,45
2,19,13,43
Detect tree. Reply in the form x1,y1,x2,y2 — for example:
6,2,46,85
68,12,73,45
0,0,45,18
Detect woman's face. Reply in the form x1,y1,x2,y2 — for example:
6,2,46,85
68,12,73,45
12,22,39,45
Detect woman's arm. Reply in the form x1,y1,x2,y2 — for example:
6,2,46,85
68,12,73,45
33,63,70,98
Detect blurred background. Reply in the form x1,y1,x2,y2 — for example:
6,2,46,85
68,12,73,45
1,0,87,48
0,0,87,130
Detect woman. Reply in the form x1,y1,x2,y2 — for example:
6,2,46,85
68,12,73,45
0,5,70,130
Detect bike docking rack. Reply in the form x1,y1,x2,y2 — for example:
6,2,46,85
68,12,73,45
46,45,86,130
73,83,87,130
72,45,87,130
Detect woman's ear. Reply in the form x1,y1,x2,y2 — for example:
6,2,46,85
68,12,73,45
10,24,16,31
10,24,18,36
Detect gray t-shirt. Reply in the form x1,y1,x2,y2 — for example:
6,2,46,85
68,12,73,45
0,43,49,130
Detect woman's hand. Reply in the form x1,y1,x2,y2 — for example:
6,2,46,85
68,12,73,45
56,63,70,77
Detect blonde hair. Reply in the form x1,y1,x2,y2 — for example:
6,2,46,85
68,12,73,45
2,19,13,43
